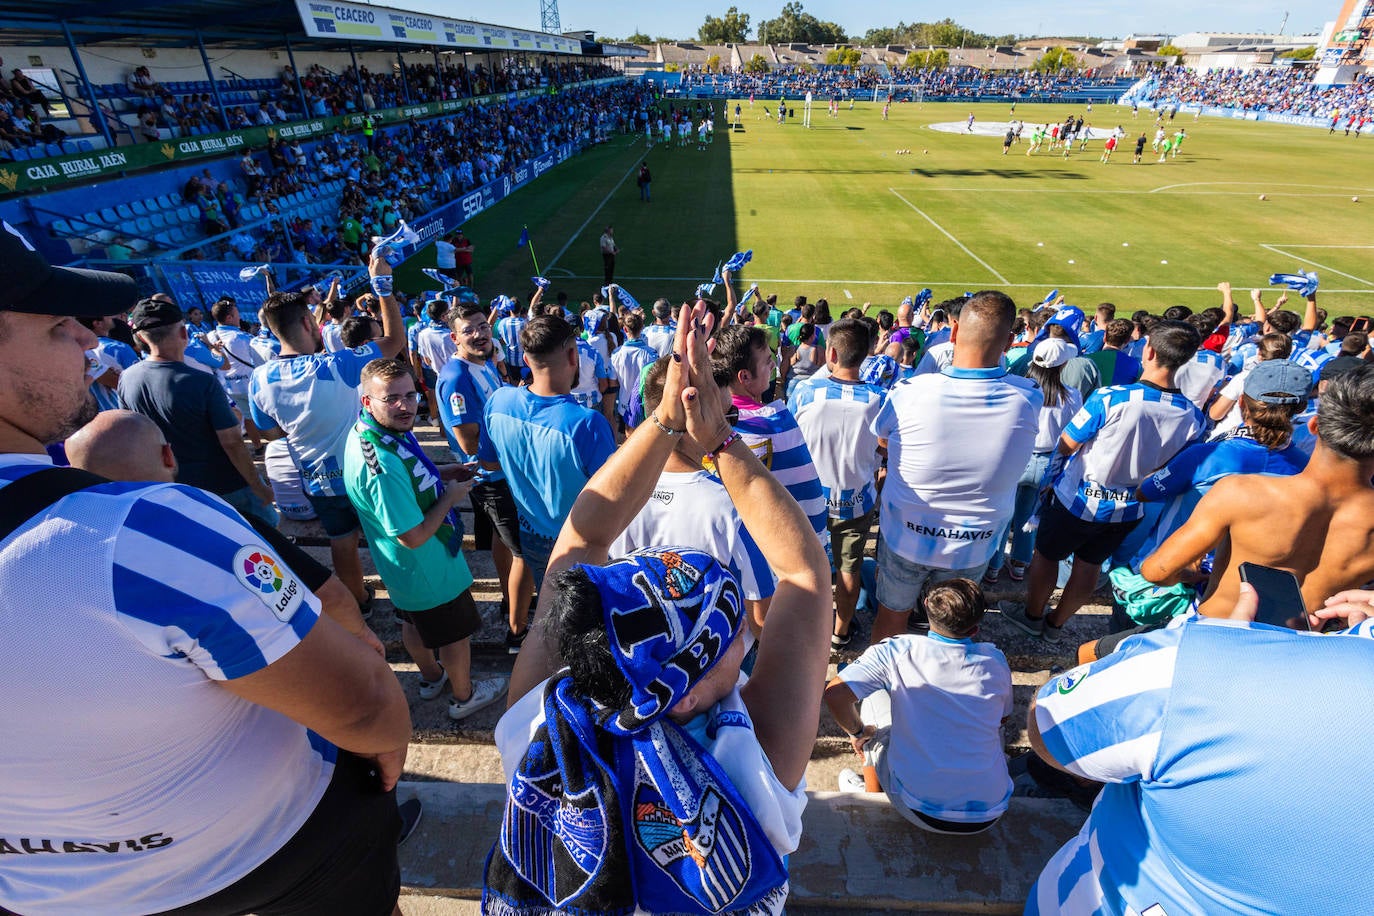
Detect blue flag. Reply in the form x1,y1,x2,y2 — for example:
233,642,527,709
722,249,753,273
517,227,530,248
1269,270,1318,298
913,288,932,310
531,276,551,290
738,284,759,309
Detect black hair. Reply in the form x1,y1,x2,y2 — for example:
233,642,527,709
711,325,767,381
1147,319,1201,371
1162,305,1193,322
520,315,576,360
826,318,870,368
340,316,380,348
1316,363,1374,460
259,290,312,339
547,568,632,708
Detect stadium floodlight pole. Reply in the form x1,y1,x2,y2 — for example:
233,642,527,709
62,21,114,149
397,50,412,104
284,35,309,116
195,31,229,135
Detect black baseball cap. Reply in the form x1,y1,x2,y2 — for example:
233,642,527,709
1,219,139,318
128,297,183,331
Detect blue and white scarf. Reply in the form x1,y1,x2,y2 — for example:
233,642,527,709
483,548,787,916
1269,270,1318,298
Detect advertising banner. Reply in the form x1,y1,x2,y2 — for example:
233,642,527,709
295,0,582,54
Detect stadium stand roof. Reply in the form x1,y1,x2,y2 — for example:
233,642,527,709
0,0,601,53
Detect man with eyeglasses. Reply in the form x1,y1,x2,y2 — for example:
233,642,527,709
345,357,508,721
436,304,534,653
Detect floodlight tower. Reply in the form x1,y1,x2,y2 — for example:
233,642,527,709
540,0,561,34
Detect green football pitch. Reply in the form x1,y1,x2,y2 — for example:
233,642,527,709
398,99,1374,318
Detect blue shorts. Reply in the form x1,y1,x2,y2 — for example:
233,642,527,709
306,492,360,538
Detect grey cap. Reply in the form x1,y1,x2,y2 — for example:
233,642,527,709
1244,360,1312,405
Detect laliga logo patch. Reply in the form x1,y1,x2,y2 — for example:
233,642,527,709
233,545,303,622
449,392,465,415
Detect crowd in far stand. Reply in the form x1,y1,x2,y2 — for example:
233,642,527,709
155,80,653,264
678,65,1118,100
1141,65,1374,123
130,56,620,141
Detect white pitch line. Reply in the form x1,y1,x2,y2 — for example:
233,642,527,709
896,187,1374,198
843,289,853,299
1263,244,1374,250
547,274,1374,294
544,153,643,273
889,189,1009,284
1150,181,1374,194
1260,244,1374,287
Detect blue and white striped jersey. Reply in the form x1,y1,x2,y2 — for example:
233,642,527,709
732,396,831,555
643,322,677,356
1054,383,1203,523
0,456,331,916
494,315,529,373
1174,348,1226,408
248,343,380,497
788,376,885,520
435,355,506,471
1029,615,1374,916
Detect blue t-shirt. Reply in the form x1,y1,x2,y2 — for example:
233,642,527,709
435,355,505,476
481,387,616,540
1128,429,1308,569
1029,616,1374,916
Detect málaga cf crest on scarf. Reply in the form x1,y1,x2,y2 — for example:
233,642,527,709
482,548,788,916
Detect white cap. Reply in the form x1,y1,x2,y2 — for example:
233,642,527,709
1032,338,1079,369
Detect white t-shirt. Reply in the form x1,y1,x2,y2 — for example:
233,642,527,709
643,322,676,356
415,323,457,375
497,675,806,879
1210,370,1248,439
872,367,1042,568
320,321,343,354
434,238,456,269
611,470,776,601
207,323,262,398
1175,349,1226,408
0,457,331,915
840,633,1013,821
1034,387,1084,452
609,338,658,417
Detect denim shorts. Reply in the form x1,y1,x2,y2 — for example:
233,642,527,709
305,492,361,538
875,533,988,614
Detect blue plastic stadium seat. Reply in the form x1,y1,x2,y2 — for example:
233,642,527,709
149,212,166,229
44,142,63,158
157,194,176,210
178,205,196,223
154,231,174,247
99,207,118,224
51,219,72,236
10,147,28,161
76,139,94,152
130,200,148,216
115,203,134,220
134,216,151,233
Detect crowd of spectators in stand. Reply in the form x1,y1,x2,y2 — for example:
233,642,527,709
1141,65,1374,120
173,80,652,265
127,57,620,143
0,61,67,152
677,65,1121,99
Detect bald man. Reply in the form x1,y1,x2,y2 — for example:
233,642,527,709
67,410,382,655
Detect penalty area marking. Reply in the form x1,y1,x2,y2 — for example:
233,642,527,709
889,189,1009,284
1260,244,1374,287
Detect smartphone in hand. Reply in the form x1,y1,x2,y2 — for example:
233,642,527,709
1238,562,1309,631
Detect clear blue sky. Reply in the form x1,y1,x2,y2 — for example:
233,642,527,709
414,0,1334,41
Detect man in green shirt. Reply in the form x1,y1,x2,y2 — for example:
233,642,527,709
345,357,507,721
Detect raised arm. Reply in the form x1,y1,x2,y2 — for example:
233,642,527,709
681,327,831,791
370,252,407,359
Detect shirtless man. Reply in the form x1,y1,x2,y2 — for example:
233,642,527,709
1141,364,1374,617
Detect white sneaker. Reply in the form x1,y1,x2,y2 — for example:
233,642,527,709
448,676,508,721
417,667,448,700
838,768,867,793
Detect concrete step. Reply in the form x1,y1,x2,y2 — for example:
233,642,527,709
394,781,1084,912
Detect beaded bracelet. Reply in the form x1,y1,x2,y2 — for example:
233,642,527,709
705,430,740,459
649,413,685,436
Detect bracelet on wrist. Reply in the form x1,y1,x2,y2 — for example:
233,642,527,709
706,430,740,460
649,413,685,436
844,725,865,739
